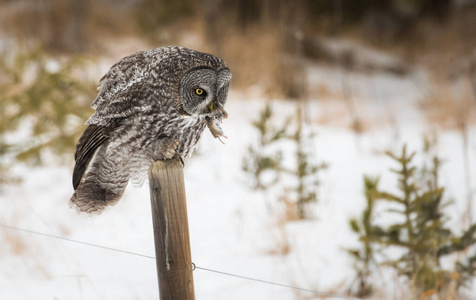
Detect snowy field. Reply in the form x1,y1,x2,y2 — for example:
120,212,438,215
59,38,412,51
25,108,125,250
1,52,476,300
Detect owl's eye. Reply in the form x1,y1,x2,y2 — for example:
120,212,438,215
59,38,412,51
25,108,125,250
195,88,205,96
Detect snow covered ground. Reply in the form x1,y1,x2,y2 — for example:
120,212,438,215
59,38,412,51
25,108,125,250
1,49,476,300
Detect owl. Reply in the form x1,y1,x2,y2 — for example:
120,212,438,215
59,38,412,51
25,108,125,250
70,46,231,214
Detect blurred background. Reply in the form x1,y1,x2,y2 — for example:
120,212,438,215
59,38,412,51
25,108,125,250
1,0,476,299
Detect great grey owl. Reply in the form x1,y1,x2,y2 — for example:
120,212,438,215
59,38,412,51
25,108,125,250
70,46,231,214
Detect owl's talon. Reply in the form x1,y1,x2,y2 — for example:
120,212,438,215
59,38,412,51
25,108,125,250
153,138,180,161
172,153,185,167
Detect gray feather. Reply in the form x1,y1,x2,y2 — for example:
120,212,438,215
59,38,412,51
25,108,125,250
70,46,231,214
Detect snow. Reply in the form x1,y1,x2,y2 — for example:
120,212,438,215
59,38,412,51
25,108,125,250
1,48,476,300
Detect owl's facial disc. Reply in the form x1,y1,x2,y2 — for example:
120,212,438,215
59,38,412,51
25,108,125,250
179,67,231,116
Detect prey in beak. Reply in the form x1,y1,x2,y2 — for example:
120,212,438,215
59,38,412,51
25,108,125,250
205,102,228,144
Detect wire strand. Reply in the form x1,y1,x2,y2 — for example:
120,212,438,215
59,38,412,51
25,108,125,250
193,265,362,300
0,223,363,300
0,224,155,260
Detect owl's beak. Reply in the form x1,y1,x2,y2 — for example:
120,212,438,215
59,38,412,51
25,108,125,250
208,102,228,119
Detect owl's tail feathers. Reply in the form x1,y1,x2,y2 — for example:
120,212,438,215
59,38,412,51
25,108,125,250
70,177,128,214
70,142,129,214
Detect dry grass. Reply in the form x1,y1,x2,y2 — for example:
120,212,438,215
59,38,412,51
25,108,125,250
0,1,306,98
313,96,376,134
1,228,29,256
0,1,138,54
359,6,475,80
0,213,28,256
279,190,301,223
262,191,301,256
409,7,476,77
215,26,305,99
310,84,351,127
265,222,292,256
6,240,51,278
0,190,62,279
419,79,476,130
0,215,51,278
266,222,292,256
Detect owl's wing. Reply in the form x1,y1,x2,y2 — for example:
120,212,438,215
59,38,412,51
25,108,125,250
91,50,152,110
73,125,109,189
86,84,151,126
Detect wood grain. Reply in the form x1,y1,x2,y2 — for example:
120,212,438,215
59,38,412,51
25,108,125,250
148,159,195,300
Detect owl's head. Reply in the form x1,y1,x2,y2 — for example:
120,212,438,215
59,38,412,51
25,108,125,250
179,67,232,116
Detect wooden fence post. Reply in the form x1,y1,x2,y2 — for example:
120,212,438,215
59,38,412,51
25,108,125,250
148,159,195,300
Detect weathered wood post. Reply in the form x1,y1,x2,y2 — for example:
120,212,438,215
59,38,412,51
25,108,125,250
148,159,195,300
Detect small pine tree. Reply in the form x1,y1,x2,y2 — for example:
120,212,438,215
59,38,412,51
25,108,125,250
455,250,476,290
0,47,95,188
0,45,95,182
242,102,289,189
349,144,476,299
346,176,381,298
377,145,449,298
243,103,327,219
285,108,327,219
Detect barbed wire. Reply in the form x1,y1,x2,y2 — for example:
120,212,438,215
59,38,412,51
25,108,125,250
0,223,363,300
